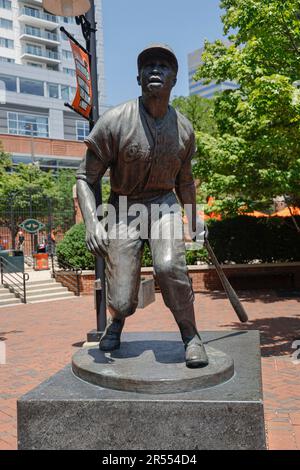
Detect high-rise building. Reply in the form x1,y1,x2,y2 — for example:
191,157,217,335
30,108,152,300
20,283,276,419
188,47,238,99
0,0,106,171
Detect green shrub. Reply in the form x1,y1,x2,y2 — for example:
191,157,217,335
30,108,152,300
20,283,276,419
56,222,94,269
185,248,209,265
141,242,153,267
57,216,300,269
142,242,209,266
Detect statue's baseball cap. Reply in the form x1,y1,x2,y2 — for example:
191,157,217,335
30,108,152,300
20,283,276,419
137,44,178,73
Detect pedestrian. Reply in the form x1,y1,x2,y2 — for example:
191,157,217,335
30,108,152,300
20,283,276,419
17,229,25,251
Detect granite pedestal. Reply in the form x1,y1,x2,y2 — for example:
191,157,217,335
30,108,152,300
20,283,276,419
17,331,266,450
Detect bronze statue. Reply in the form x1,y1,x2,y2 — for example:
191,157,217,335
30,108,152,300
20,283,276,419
76,44,208,368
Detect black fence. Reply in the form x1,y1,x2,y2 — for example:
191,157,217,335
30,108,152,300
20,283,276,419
0,195,75,256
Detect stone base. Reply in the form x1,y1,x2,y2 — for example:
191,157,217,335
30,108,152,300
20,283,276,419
17,331,266,450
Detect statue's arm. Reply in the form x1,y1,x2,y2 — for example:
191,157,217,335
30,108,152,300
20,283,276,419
175,133,206,240
76,149,109,257
175,135,197,235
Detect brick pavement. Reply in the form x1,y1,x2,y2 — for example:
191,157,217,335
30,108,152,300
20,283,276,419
0,290,299,450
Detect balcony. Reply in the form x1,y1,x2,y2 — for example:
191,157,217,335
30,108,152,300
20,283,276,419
21,0,43,5
21,45,61,64
20,27,60,46
18,7,58,30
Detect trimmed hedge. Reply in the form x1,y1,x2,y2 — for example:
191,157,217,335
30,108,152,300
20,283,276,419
208,215,300,263
56,216,300,269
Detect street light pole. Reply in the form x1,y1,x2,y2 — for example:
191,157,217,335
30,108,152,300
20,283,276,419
79,2,107,340
42,0,107,340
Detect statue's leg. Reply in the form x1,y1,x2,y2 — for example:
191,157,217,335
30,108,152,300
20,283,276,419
149,195,208,367
99,216,143,351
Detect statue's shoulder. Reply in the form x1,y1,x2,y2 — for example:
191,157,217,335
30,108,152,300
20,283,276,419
171,106,194,136
99,99,138,125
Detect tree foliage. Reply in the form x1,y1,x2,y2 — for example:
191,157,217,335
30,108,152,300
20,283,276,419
172,95,217,135
193,0,300,215
0,145,76,213
0,144,77,241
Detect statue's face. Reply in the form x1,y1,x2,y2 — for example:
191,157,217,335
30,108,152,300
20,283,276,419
137,54,177,96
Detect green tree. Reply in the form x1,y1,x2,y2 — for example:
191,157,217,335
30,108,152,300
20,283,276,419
0,154,77,244
0,163,55,213
102,179,111,204
172,95,217,135
193,0,300,216
0,143,12,176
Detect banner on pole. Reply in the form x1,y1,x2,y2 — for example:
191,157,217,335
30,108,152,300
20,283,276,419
69,38,92,119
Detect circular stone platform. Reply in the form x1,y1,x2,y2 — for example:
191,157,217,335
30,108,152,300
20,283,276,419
72,339,234,394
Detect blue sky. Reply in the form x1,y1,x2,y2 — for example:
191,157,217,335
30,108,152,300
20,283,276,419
102,0,225,107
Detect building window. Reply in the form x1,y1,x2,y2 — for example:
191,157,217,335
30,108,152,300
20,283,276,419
0,17,12,29
63,67,76,77
76,121,89,141
47,82,59,99
12,156,80,171
27,62,43,68
23,6,57,23
24,25,41,37
20,78,44,96
47,63,59,71
0,0,11,10
59,16,75,24
61,85,69,101
38,158,58,169
8,112,49,138
62,49,73,60
25,43,42,56
0,56,14,63
0,74,16,92
0,37,13,48
11,155,33,165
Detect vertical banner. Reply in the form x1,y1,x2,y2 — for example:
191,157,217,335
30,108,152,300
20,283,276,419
69,38,93,119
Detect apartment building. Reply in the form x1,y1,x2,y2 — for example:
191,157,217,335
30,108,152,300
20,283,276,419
0,0,105,170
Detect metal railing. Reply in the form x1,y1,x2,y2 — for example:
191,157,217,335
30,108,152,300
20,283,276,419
50,255,82,297
0,256,29,303
23,26,58,42
21,7,57,23
24,255,33,267
24,45,60,60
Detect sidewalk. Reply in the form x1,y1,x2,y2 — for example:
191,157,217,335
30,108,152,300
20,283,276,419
0,290,299,450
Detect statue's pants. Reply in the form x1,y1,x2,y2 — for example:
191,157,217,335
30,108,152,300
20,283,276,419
104,192,197,338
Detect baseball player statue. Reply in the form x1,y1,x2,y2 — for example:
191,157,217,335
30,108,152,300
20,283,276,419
76,44,209,368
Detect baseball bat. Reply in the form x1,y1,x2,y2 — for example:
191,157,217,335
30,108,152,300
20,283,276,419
205,239,248,323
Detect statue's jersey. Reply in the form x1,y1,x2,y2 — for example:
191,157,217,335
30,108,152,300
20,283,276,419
79,97,196,199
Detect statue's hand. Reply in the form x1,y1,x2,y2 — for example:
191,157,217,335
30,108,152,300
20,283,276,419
191,216,208,243
86,221,109,258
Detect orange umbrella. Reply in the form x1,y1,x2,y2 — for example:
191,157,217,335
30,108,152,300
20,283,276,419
271,207,300,217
